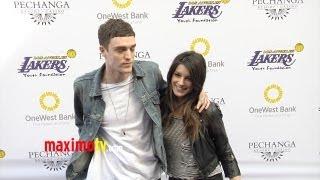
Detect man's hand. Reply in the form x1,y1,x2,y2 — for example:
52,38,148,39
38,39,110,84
230,176,241,180
196,90,210,113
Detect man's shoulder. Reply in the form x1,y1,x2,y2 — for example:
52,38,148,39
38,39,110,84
134,60,159,70
74,68,99,84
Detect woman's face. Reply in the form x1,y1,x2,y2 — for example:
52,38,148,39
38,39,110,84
171,64,193,100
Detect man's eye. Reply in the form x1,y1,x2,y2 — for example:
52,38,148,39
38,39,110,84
116,48,126,52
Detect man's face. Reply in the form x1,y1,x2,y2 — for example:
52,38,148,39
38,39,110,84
100,36,136,74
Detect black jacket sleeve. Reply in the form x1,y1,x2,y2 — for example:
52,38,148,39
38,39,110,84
206,103,241,178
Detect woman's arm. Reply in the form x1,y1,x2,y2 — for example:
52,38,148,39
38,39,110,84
206,103,241,178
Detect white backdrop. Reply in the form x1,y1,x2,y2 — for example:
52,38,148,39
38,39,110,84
0,0,319,179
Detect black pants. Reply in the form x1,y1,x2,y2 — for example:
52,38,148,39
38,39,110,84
168,173,223,180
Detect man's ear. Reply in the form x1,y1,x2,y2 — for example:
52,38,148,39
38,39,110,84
99,46,105,53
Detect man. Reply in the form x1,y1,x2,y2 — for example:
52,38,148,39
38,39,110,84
66,19,209,180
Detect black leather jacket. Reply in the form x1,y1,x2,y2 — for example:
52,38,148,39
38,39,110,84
192,103,241,178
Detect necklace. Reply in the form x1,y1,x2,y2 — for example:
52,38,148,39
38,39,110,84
105,80,131,136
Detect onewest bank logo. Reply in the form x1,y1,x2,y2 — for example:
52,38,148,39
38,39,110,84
44,138,122,152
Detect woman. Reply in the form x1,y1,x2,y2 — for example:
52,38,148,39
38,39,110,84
161,51,241,180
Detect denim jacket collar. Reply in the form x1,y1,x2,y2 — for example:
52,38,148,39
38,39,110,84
89,62,145,97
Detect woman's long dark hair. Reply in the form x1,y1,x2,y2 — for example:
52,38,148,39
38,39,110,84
161,51,207,142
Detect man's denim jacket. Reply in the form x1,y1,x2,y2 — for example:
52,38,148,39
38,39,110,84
66,61,167,180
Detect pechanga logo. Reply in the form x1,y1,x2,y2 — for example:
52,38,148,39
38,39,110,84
17,49,75,78
0,149,6,159
28,151,71,171
248,43,303,71
210,97,226,106
96,0,148,24
39,91,60,112
14,1,70,25
99,50,151,60
172,0,230,23
189,37,224,72
249,84,296,118
134,51,151,60
252,0,304,20
249,140,296,162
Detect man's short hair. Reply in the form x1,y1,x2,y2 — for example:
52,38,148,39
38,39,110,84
98,19,135,49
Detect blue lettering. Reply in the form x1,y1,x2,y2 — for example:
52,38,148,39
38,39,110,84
172,2,222,19
17,57,69,73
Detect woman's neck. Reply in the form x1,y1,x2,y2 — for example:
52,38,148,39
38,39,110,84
172,102,185,117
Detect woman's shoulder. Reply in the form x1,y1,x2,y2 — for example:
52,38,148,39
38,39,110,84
201,102,224,131
203,102,223,120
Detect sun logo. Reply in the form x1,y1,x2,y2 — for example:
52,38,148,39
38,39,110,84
190,37,211,56
0,149,5,159
112,0,132,9
264,84,283,104
39,92,60,111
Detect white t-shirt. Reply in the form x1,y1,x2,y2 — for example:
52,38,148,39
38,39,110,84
86,75,161,180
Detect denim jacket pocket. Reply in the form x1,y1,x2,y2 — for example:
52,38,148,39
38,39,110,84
146,90,161,127
80,114,101,141
83,113,101,124
150,90,160,105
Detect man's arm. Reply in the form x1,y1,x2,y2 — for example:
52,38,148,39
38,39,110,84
73,82,84,135
231,176,241,180
197,90,210,112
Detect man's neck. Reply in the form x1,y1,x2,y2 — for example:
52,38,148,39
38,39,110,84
102,68,132,84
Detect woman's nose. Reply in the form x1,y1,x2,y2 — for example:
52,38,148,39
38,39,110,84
177,78,185,85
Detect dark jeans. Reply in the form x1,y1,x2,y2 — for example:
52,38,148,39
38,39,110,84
168,173,223,180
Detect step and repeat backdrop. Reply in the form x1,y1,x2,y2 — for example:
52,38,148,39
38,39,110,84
0,0,319,179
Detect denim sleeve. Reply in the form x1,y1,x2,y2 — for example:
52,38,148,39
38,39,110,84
73,81,84,135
